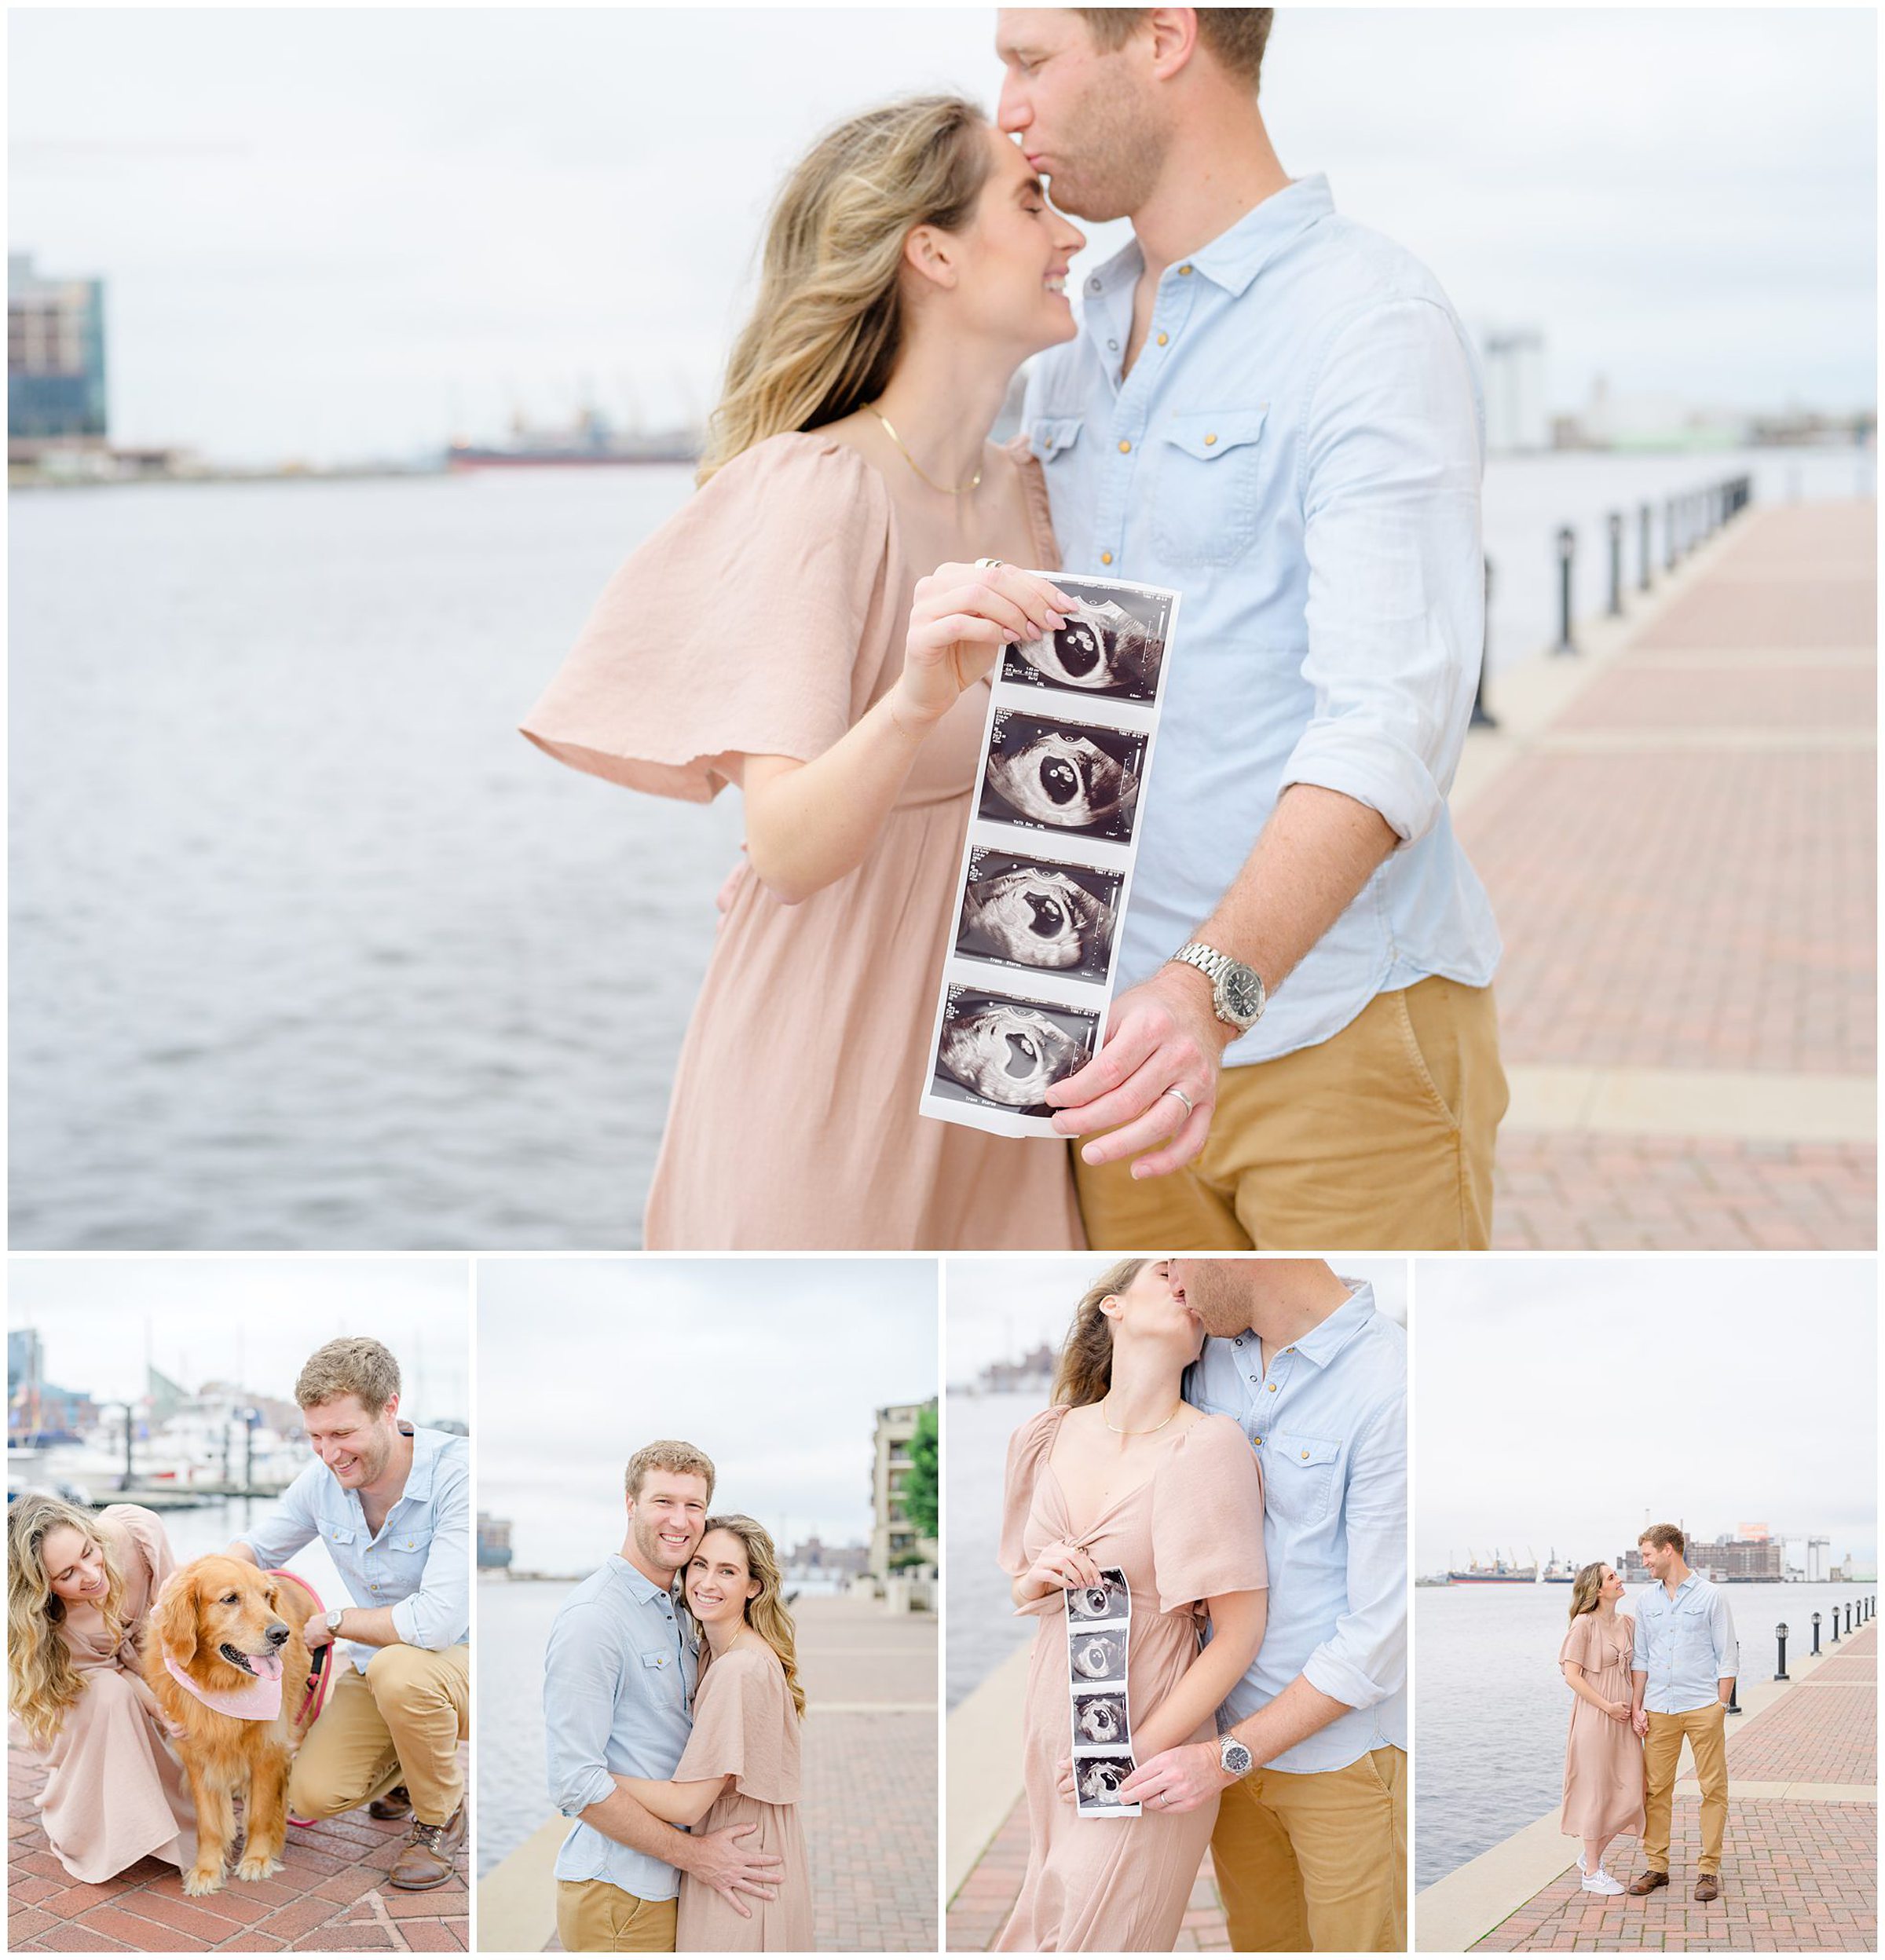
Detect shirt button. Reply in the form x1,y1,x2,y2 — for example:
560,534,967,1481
1178,264,1194,276
1117,439,1131,453
1107,338,1118,351
1088,276,1102,293
1100,550,1114,565
1155,331,1169,346
1204,433,1217,446
1233,1337,1243,1346
1268,1383,1278,1393
1301,1449,1311,1460
1254,1436,1263,1447
1248,1373,1259,1384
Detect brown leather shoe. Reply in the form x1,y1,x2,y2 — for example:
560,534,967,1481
1695,1874,1720,1903
1628,1869,1669,1896
388,1805,467,1890
369,1785,412,1822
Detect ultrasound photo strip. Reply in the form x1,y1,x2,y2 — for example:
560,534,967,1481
1068,1564,1140,1819
919,569,1183,1141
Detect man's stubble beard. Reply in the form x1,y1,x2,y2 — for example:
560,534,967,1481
1184,1261,1253,1340
634,1512,692,1575
1043,93,1168,227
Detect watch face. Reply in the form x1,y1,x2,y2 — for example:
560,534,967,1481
1223,967,1264,1024
1223,1740,1253,1775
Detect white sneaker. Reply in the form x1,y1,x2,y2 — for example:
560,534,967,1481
1582,1868,1625,1896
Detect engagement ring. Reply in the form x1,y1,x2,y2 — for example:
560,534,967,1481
975,556,1005,569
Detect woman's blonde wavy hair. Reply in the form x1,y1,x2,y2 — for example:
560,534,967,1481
686,1513,807,1720
1051,1260,1148,1409
697,94,994,483
1567,1560,1610,1622
8,1494,128,1750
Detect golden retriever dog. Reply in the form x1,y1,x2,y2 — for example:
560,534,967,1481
145,1555,320,1896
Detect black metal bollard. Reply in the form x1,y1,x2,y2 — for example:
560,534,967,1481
1775,1622,1790,1680
1832,1605,1841,1643
1471,557,1497,728
1665,495,1678,569
1607,511,1623,615
1847,1603,1854,1635
1554,526,1577,653
1813,1611,1822,1655
1639,503,1653,591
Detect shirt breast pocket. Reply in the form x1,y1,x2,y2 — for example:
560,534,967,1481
1267,1430,1341,1524
639,1647,685,1704
1149,406,1268,568
1028,415,1084,466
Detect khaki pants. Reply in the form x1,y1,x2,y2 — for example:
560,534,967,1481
1642,1702,1729,1876
1210,1746,1406,1952
1076,977,1506,1250
556,1880,678,1953
288,1643,469,1827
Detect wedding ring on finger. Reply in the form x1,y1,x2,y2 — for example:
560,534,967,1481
975,556,1005,569
1161,1086,1195,1117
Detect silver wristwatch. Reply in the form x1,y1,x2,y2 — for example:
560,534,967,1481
325,1607,346,1636
1169,942,1266,1033
1219,1735,1254,1779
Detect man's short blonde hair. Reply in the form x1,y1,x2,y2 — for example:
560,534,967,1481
295,1337,401,1416
1074,8,1276,93
1638,1522,1686,1556
626,1440,716,1504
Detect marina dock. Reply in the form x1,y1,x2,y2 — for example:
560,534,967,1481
7,1744,469,1951
1418,1618,1876,1951
1455,496,1877,1249
476,1592,936,1953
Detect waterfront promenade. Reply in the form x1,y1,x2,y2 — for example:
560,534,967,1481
1419,1618,1877,1952
7,1745,469,1951
477,1592,936,1953
1455,496,1876,1249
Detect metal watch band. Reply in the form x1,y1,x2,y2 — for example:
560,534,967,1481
1169,942,1265,1032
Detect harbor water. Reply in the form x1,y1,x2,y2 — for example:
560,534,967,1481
1415,1577,1865,1889
10,447,1869,1249
475,1577,569,1878
946,1388,1044,1711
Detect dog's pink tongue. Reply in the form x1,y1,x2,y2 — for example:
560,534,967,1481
253,1652,284,1683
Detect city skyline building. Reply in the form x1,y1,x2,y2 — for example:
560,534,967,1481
8,251,107,452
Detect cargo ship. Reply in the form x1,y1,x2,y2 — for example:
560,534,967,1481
1448,1549,1538,1583
1543,1550,1579,1582
446,408,697,469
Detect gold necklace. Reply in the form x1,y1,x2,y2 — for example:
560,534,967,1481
869,404,982,495
1102,1396,1180,1436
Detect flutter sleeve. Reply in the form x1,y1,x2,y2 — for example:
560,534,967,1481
1151,1414,1268,1615
1558,1614,1599,1670
98,1503,177,1648
675,1647,799,1805
520,433,897,802
997,1407,1067,1600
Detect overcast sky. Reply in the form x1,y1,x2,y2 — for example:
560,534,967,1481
946,1254,1409,1382
7,1256,470,1424
476,1257,938,1570
1414,1258,1877,1571
9,8,1875,464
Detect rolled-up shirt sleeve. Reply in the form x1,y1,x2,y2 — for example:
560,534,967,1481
390,1446,470,1651
1301,1392,1406,1710
1633,1608,1651,1674
1281,296,1484,847
241,1461,321,1570
1711,1592,1739,1680
544,1603,621,1818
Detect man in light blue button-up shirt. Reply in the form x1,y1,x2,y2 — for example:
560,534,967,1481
1116,1259,1406,1950
542,1441,781,1951
232,1337,470,1889
1626,1523,1737,1901
997,9,1506,1255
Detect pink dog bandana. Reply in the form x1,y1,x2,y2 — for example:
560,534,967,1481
165,1649,285,1722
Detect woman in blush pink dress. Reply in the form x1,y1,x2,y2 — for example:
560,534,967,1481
6,1495,195,1883
522,95,1092,1251
614,1516,811,1953
1559,1561,1644,1896
994,1259,1269,1951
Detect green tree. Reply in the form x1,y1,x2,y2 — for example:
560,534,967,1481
904,1402,939,1542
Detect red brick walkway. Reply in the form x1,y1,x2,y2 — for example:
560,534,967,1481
1463,498,1877,1251
803,1710,938,1951
946,1791,1230,1951
1470,1622,1878,1952
8,1744,468,1951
